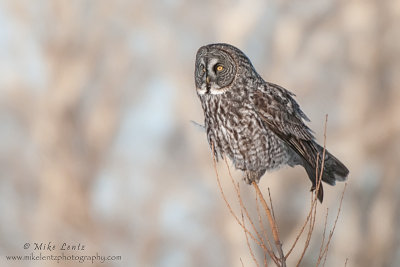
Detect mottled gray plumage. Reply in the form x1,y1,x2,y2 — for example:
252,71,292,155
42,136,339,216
194,43,349,202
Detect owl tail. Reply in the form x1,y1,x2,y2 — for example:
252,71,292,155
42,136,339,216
302,143,349,202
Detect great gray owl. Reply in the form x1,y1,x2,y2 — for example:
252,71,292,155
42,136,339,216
194,43,349,202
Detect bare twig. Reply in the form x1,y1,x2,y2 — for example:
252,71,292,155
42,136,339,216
286,152,323,259
318,183,347,266
224,158,280,264
212,144,265,251
253,182,286,267
225,159,267,249
212,144,280,265
285,191,317,258
241,210,260,267
317,115,329,197
297,192,318,267
296,115,329,266
318,208,329,263
255,193,272,263
268,188,277,223
256,194,276,259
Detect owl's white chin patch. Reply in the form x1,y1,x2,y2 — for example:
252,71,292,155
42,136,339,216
209,87,228,95
197,84,227,95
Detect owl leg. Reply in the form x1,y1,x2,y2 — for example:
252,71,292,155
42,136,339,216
243,169,266,184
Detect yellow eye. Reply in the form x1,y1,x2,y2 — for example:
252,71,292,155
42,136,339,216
216,65,224,71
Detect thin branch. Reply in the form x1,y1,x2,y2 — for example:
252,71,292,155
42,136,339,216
285,192,316,258
211,144,265,251
241,210,260,267
286,151,322,260
224,158,279,264
225,159,266,248
317,208,329,266
212,144,280,265
253,182,286,267
320,183,347,267
296,114,329,266
297,193,318,267
317,115,329,198
257,195,276,259
255,193,273,263
268,188,277,223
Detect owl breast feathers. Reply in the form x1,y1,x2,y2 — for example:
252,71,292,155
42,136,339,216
194,43,349,202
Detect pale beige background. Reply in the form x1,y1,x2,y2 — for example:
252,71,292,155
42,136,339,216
0,0,399,266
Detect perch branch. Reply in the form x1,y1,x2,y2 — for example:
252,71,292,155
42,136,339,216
253,181,286,267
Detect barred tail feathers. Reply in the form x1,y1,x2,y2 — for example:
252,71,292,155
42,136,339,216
301,142,348,202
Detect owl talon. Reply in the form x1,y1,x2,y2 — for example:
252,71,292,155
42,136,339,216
243,174,254,185
243,169,266,185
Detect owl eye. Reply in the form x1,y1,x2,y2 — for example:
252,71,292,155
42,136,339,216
215,64,224,72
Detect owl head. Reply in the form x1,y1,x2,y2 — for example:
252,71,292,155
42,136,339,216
195,43,253,95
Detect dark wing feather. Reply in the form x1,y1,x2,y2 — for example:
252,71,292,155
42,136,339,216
253,82,349,202
253,82,319,168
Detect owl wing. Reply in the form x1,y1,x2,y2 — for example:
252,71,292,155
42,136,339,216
253,82,319,167
254,82,313,140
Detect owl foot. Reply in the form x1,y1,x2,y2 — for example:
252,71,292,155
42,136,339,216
310,184,324,203
243,169,266,185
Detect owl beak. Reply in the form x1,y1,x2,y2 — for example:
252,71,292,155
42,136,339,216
205,75,211,93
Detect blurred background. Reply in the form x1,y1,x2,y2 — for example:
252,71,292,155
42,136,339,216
0,0,399,266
